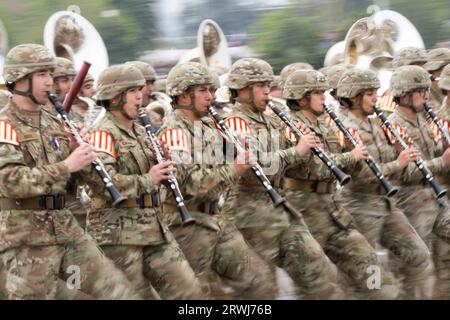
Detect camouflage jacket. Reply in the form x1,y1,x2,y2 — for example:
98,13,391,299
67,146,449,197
337,108,402,193
228,102,310,189
158,109,239,228
388,107,448,199
283,109,357,183
83,112,171,246
0,100,83,251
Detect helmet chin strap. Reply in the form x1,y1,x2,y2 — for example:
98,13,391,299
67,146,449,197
236,85,259,112
400,93,419,113
110,93,134,120
174,88,208,117
13,76,40,105
357,95,373,116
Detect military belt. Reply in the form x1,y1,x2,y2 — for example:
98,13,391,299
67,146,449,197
240,178,280,189
163,201,219,215
283,177,336,194
0,195,66,210
91,192,160,210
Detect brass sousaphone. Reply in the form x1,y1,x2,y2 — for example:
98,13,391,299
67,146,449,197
178,19,232,77
44,10,109,81
324,10,425,95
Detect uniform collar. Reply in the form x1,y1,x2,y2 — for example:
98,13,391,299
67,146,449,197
106,111,138,139
395,107,422,127
347,110,371,132
234,102,267,124
8,99,41,128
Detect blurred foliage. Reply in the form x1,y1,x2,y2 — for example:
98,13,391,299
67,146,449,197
251,0,450,72
1,0,450,70
0,0,158,64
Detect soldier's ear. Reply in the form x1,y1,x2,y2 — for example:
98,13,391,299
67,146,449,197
299,97,308,107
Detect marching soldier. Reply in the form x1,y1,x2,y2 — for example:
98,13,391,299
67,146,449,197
378,47,427,116
52,57,76,103
437,64,450,122
159,62,277,299
0,44,140,300
387,65,450,298
80,73,96,99
223,58,345,299
335,68,432,299
423,48,450,112
280,69,400,299
83,64,207,300
125,61,157,108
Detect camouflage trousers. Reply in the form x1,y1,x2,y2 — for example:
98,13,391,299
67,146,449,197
286,190,400,299
395,187,450,299
0,233,140,300
101,240,208,300
169,211,277,299
224,189,343,299
337,191,432,299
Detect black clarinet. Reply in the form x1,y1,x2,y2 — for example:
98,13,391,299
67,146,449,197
325,105,398,197
47,92,127,207
425,103,450,145
374,105,446,199
138,109,195,225
208,105,303,221
268,100,351,186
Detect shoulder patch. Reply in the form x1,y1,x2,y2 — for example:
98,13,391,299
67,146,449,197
224,116,251,135
284,127,297,143
335,130,346,149
0,120,20,146
426,118,449,143
378,93,398,113
159,128,189,152
89,130,116,158
325,115,334,127
382,124,413,145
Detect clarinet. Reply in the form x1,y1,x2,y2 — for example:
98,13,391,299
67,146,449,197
47,92,127,207
425,103,450,145
325,105,398,197
138,108,195,225
374,105,447,199
267,100,351,186
208,105,303,221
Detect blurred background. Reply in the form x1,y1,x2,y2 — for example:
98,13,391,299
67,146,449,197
0,0,449,75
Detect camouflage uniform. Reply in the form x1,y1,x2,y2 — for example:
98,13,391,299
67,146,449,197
424,48,450,112
335,69,432,299
0,44,139,300
387,65,450,299
52,58,92,231
83,64,206,300
438,64,450,122
223,58,344,299
159,62,277,299
0,89,11,107
378,48,427,116
281,69,400,299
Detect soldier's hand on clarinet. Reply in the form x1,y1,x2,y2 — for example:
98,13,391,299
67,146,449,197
295,130,319,157
350,144,369,161
64,143,98,173
67,124,90,151
149,160,176,183
234,150,256,176
397,148,421,169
